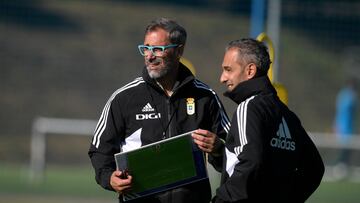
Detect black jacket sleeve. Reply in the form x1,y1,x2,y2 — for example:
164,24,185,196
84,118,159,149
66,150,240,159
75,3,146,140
88,96,125,191
216,102,264,202
290,112,324,201
207,93,231,172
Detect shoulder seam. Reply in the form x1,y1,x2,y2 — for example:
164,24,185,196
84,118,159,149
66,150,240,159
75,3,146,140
193,80,231,133
92,77,145,148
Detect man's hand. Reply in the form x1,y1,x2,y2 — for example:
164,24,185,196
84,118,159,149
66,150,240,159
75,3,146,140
191,129,223,155
110,170,133,194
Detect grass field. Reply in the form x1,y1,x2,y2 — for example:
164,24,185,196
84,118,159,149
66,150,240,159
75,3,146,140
0,164,115,203
1,163,360,203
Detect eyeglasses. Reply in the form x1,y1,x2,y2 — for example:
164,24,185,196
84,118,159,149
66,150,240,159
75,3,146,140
138,44,178,56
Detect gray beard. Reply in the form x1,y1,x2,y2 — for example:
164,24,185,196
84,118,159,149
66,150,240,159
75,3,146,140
146,56,177,79
147,66,170,79
146,59,175,79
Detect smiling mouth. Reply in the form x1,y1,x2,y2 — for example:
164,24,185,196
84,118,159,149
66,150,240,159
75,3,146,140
146,59,161,66
148,63,160,69
151,61,160,65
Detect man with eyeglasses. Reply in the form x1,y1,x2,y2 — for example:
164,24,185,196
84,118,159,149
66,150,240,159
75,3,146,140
89,17,230,203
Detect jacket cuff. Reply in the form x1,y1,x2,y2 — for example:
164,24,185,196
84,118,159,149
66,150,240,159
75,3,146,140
99,169,116,191
211,137,225,157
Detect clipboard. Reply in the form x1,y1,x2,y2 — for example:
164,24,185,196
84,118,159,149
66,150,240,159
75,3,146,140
114,131,208,201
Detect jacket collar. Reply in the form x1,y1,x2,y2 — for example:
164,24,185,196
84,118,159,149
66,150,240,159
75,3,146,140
224,76,277,104
142,62,195,94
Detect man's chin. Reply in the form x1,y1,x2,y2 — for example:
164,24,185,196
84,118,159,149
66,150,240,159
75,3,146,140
226,86,233,92
146,66,170,79
148,70,163,79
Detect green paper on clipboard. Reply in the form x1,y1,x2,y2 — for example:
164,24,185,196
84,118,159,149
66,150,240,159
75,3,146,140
114,131,208,201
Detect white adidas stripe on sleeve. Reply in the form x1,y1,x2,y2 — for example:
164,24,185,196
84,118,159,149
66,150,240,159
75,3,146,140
92,78,145,148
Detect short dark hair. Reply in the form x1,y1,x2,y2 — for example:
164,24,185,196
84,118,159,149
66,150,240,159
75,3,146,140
226,38,271,77
145,17,187,46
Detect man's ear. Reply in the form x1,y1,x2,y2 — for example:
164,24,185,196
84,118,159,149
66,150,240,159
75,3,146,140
247,63,257,79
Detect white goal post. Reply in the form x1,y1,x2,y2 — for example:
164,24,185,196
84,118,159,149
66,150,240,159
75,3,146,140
29,117,97,181
29,117,360,182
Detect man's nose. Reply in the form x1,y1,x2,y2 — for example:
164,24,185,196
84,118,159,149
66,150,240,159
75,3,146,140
220,72,226,83
145,52,156,60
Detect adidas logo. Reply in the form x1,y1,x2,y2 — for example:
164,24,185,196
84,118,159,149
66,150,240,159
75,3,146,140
142,103,155,112
136,103,159,120
270,117,296,151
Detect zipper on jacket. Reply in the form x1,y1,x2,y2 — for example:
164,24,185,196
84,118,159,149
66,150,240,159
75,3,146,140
166,98,172,138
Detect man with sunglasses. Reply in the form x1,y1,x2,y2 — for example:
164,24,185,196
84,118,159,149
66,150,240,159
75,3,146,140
89,17,230,203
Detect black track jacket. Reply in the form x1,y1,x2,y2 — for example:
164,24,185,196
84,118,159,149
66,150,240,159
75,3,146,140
89,64,230,203
214,76,324,203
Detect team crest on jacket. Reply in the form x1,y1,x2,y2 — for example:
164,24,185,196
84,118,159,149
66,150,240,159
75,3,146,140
186,98,195,115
